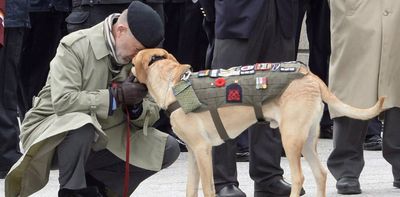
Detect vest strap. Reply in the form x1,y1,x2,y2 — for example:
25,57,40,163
209,107,230,141
253,102,266,122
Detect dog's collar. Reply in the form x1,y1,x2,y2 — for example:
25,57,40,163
149,55,166,66
165,101,181,118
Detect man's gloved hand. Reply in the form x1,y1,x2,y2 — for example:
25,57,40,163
111,75,148,106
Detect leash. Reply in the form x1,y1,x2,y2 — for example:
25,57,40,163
123,106,131,197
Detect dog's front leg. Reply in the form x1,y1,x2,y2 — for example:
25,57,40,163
192,144,215,197
186,147,200,197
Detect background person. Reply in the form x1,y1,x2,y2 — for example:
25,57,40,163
199,0,305,196
327,0,400,194
0,0,29,179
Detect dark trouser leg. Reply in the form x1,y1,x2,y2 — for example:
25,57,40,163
367,117,382,136
327,117,368,180
249,123,284,187
164,2,207,71
307,0,333,131
57,124,96,189
0,28,25,177
382,107,400,181
86,135,180,195
212,139,239,191
295,0,333,134
202,19,215,70
237,130,249,154
176,1,208,71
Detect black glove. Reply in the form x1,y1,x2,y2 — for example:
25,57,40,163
110,75,148,106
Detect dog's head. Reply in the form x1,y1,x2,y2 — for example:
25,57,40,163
131,48,191,108
132,48,177,84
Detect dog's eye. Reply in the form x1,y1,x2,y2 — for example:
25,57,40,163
149,55,166,66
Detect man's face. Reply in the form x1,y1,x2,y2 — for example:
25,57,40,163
114,25,145,64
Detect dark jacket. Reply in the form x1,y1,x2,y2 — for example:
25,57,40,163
72,0,164,8
199,0,296,39
4,0,30,27
29,0,71,12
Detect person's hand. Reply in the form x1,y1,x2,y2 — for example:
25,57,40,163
111,75,148,106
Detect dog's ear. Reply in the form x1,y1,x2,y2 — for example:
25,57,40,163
132,48,169,83
166,53,177,62
173,64,192,83
131,66,137,79
181,64,191,72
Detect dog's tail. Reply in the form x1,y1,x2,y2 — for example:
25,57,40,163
313,73,385,120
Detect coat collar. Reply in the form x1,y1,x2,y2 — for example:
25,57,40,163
86,23,110,60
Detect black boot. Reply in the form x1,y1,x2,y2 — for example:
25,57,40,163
58,186,104,197
86,173,108,196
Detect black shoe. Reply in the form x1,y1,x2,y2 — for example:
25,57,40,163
86,174,108,196
363,135,382,151
58,187,104,197
336,177,361,194
319,126,333,139
216,185,246,197
394,179,400,188
236,151,249,162
254,178,305,197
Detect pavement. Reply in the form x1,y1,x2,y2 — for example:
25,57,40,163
1,138,399,197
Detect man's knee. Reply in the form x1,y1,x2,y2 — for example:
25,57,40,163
161,136,180,169
62,124,96,148
58,124,95,150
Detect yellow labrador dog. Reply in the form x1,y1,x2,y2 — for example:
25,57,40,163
132,48,384,197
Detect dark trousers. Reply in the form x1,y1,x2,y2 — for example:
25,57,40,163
0,28,25,175
163,1,208,71
211,0,297,191
157,1,208,139
56,124,180,195
366,117,382,137
18,11,68,119
295,0,332,129
327,107,400,181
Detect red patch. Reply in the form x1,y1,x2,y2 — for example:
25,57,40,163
226,83,242,103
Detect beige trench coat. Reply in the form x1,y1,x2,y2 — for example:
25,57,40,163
5,23,168,197
328,0,400,118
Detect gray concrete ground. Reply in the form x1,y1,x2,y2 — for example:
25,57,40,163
1,139,399,196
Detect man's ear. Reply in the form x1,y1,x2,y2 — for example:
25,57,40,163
115,24,128,38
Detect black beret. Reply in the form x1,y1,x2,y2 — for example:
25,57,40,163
127,1,164,48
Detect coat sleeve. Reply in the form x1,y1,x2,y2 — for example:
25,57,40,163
50,40,110,119
198,0,215,22
130,98,160,128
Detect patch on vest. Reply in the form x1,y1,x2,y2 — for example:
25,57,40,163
226,83,242,103
172,81,202,113
256,77,268,89
240,65,255,75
